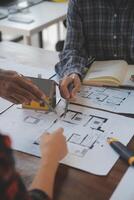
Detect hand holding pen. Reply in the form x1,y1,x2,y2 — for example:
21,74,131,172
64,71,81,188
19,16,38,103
59,73,81,117
59,73,81,99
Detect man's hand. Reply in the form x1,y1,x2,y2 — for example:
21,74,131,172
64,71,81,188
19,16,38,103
59,73,81,99
40,128,68,167
0,69,46,104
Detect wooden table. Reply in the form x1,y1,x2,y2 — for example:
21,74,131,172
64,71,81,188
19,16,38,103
0,41,133,200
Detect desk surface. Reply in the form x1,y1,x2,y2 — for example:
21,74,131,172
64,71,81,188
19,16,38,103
0,41,134,200
0,1,67,36
0,41,58,68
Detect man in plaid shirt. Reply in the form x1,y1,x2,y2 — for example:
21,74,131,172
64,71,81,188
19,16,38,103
55,0,134,98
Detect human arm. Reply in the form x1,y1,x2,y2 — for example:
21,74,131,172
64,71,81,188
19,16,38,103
55,0,93,98
0,128,67,200
30,128,68,198
0,133,50,200
0,69,46,104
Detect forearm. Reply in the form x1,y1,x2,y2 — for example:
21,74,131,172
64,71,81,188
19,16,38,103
30,159,59,199
55,0,90,78
56,50,92,78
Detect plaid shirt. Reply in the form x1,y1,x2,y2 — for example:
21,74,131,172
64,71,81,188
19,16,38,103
0,134,50,200
55,0,134,79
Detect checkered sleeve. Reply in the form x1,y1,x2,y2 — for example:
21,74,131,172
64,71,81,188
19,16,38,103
55,0,93,79
0,134,50,200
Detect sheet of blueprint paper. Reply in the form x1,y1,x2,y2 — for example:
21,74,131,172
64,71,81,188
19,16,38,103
110,167,134,200
0,101,134,175
0,98,13,114
0,105,59,155
70,85,134,114
0,57,55,79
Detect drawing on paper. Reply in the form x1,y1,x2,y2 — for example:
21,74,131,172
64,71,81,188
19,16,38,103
71,85,134,113
34,109,109,158
1,102,134,175
78,86,130,106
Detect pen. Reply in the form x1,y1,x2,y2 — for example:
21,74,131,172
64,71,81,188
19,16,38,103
107,137,134,166
64,82,74,117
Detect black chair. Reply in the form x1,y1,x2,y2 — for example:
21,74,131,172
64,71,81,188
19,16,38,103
55,19,66,52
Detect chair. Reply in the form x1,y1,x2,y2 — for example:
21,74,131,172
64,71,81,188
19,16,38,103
55,19,66,52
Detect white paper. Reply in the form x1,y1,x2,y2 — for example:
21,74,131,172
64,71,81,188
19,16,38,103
110,167,134,200
0,57,55,79
123,65,134,86
0,101,134,175
71,85,134,114
0,97,13,114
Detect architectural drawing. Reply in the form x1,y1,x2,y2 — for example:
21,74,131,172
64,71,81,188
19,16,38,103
0,101,134,175
32,102,134,175
34,109,108,157
71,85,134,113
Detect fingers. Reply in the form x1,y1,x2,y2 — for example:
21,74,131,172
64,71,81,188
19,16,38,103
4,96,20,104
60,76,73,99
13,83,43,103
70,74,81,98
40,127,68,162
15,75,46,101
0,70,47,104
60,74,81,99
3,80,41,104
10,93,30,104
41,128,64,141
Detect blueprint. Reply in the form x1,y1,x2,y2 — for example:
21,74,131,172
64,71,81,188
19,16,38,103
0,101,134,175
71,85,134,114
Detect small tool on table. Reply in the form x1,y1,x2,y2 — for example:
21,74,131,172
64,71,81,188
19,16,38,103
64,82,74,117
107,137,134,166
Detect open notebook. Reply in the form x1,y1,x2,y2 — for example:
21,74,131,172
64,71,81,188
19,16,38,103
83,60,134,87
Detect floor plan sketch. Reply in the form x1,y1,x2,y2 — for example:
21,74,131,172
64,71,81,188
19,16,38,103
71,85,134,114
43,103,134,176
0,102,134,175
34,110,108,157
0,105,58,151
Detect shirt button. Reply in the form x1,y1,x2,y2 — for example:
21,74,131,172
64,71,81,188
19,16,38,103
114,13,117,18
113,35,117,39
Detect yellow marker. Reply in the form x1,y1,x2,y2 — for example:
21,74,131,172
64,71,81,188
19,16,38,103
107,137,134,166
